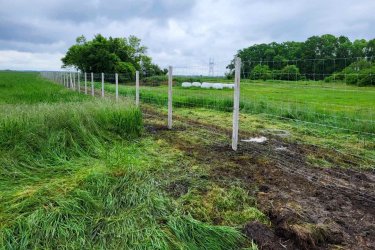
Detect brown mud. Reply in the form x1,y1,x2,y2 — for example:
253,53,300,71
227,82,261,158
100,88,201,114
144,108,375,250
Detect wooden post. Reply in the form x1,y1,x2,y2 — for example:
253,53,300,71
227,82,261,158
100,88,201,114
91,72,94,97
115,73,119,101
168,66,173,129
232,57,241,151
136,71,139,106
101,73,104,97
84,72,87,94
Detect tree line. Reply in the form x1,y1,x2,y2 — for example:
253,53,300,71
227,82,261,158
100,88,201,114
61,34,167,80
228,34,375,84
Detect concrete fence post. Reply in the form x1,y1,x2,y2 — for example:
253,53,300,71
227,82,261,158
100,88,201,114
232,57,241,151
84,72,87,94
72,72,76,90
101,73,104,97
168,66,173,129
77,72,80,93
91,72,94,97
115,73,119,101
136,71,139,106
69,72,72,89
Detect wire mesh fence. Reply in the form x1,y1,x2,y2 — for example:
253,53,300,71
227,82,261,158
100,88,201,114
41,55,375,168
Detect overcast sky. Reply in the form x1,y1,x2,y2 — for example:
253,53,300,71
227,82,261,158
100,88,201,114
0,0,374,73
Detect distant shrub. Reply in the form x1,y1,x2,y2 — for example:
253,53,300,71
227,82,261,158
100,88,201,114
273,65,301,81
324,60,374,86
250,65,271,80
142,75,168,86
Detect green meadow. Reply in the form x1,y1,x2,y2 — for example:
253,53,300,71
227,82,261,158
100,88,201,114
100,78,375,135
97,77,375,168
0,71,264,249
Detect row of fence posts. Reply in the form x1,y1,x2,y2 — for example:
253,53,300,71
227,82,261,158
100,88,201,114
42,57,241,150
56,71,140,106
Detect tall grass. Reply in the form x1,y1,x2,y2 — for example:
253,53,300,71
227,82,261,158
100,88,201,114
0,101,143,185
0,72,246,249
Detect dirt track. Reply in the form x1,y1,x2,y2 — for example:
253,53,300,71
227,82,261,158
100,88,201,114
144,108,375,250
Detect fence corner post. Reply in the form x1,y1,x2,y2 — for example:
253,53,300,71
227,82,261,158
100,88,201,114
168,66,173,129
135,71,140,106
232,57,241,151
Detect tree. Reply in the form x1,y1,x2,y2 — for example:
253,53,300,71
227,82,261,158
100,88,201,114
229,34,374,81
61,34,165,78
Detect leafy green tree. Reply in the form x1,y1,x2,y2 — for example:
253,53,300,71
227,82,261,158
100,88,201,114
62,34,165,78
229,34,373,81
365,39,375,59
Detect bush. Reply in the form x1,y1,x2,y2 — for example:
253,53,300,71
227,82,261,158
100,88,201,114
324,60,374,86
141,75,168,86
273,65,301,81
280,65,301,81
250,65,271,80
324,60,375,86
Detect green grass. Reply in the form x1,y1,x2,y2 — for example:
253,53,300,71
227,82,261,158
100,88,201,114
100,78,375,135
89,76,375,167
0,72,255,249
0,71,87,104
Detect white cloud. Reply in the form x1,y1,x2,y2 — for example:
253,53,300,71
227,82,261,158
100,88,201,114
0,0,374,72
0,50,64,71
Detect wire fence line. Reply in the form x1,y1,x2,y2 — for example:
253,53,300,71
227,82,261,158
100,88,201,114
39,57,375,214
41,56,374,168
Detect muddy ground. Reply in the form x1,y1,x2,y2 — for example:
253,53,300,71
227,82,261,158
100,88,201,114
144,108,375,250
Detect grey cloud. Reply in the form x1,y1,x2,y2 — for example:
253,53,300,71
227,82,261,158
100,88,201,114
0,19,56,44
0,0,374,71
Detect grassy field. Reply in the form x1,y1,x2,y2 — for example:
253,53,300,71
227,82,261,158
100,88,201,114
92,78,375,169
99,79,375,135
0,71,264,249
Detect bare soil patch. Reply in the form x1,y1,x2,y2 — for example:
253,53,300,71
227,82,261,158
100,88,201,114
144,108,375,249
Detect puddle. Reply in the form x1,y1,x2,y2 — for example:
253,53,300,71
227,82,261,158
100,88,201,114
241,136,268,143
262,129,291,138
275,146,288,151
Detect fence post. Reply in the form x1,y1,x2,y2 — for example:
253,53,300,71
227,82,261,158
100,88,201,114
115,73,119,101
91,72,94,96
72,72,76,90
69,72,72,89
168,66,173,129
101,73,104,97
232,57,241,151
77,72,80,93
84,73,87,94
136,71,139,106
